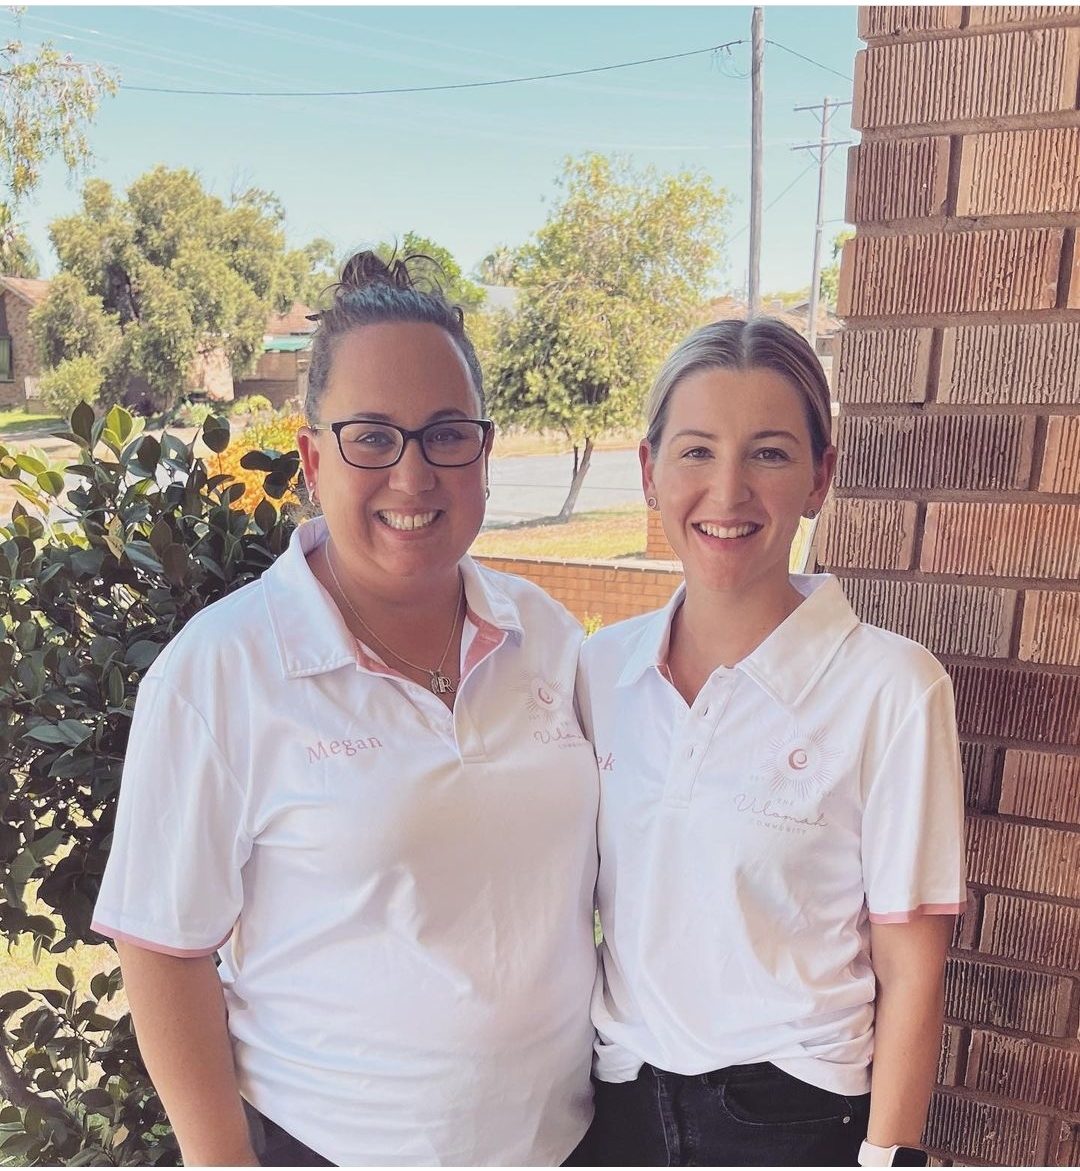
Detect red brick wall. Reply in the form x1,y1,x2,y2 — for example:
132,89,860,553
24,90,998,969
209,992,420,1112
828,7,1080,1164
0,292,40,410
474,554,681,627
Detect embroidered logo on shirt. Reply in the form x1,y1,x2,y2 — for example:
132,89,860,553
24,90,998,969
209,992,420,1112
517,674,566,724
762,726,838,799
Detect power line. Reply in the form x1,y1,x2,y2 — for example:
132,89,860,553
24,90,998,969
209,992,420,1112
122,40,746,97
728,160,820,243
766,39,854,82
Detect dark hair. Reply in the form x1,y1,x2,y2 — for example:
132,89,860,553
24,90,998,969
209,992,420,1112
644,318,833,463
304,249,484,424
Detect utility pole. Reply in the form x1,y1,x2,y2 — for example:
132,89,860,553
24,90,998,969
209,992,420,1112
748,7,764,317
792,97,851,351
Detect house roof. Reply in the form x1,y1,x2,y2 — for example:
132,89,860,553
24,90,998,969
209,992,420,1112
0,276,51,306
266,301,318,336
265,336,312,353
700,295,838,338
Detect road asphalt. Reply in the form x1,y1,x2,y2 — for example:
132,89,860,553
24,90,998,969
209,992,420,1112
0,428,643,527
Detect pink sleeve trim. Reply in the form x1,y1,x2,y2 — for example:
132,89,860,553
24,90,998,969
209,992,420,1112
91,922,231,958
869,902,965,924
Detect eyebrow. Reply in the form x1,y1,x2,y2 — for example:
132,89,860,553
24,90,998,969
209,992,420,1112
668,428,802,443
340,409,472,425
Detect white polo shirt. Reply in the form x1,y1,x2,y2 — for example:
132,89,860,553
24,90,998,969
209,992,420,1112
578,574,965,1097
93,517,600,1167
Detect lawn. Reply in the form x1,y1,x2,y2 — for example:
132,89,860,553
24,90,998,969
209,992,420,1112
472,503,816,568
472,503,648,560
0,408,63,438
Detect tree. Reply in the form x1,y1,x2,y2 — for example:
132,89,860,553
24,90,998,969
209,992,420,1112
296,236,339,309
44,167,311,410
0,23,118,208
474,245,522,287
0,203,37,276
376,231,485,310
484,154,729,520
818,228,854,310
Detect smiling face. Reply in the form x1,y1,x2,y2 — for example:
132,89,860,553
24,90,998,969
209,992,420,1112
641,365,835,606
298,321,491,603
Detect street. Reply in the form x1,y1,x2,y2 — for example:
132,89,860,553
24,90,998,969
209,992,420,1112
485,448,642,526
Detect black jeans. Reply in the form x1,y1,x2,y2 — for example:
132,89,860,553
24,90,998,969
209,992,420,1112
570,1062,870,1167
244,1102,336,1167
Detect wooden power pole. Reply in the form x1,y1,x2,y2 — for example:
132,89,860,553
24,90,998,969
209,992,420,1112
748,7,764,317
792,96,851,350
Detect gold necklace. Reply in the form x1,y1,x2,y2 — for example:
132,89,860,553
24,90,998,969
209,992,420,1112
325,544,465,695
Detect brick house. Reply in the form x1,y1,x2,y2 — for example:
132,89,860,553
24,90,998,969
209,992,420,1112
234,302,316,409
0,276,51,409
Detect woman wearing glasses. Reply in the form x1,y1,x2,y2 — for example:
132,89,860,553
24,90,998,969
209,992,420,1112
92,252,600,1166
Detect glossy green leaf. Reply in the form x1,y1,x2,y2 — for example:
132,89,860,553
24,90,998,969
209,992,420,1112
69,402,96,444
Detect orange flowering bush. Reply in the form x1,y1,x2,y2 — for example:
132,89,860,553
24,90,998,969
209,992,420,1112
212,413,305,506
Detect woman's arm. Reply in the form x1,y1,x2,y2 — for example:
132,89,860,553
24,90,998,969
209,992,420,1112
116,941,258,1166
866,915,954,1148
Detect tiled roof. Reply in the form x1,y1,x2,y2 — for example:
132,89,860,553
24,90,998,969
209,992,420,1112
266,302,318,336
0,276,51,306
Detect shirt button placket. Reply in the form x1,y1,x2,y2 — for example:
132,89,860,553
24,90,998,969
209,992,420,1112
661,678,733,808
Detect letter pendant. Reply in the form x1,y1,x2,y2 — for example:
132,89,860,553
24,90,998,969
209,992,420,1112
429,670,456,695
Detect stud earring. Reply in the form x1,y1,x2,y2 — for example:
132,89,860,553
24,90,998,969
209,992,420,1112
804,507,817,519
646,496,658,510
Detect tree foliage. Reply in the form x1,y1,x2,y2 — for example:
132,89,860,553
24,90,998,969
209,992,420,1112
0,202,37,276
474,244,523,288
376,231,485,310
0,404,301,1163
483,154,728,519
43,168,312,409
818,228,854,310
0,25,118,207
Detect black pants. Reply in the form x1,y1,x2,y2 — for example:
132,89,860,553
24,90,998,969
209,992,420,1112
244,1102,336,1167
570,1062,870,1167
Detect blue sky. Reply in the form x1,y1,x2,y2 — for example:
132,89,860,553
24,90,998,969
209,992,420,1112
9,4,861,297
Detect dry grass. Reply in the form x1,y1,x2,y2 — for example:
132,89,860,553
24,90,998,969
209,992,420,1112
472,504,648,561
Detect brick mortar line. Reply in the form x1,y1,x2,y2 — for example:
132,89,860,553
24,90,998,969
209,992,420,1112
966,810,1080,833
830,568,1080,590
940,1018,1080,1058
838,307,1080,328
957,731,1080,752
860,17,1080,48
830,488,1080,502
834,404,1080,417
856,109,1080,140
851,214,1080,235
942,656,1080,677
928,1082,1080,1118
1056,226,1077,310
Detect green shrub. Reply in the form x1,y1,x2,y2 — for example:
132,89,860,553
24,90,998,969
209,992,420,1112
0,403,300,1164
36,357,104,418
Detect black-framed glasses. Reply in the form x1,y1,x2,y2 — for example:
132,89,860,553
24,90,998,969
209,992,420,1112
314,418,493,469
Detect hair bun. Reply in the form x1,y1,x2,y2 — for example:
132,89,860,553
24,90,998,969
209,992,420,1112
335,248,452,303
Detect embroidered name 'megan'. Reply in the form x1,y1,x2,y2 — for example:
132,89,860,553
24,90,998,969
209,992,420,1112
305,737,384,763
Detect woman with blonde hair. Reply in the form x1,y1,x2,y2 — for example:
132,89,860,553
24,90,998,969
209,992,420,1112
574,317,965,1167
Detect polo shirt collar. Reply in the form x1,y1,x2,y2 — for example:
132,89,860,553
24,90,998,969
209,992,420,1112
616,574,860,708
738,575,860,708
263,517,524,679
616,583,687,688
